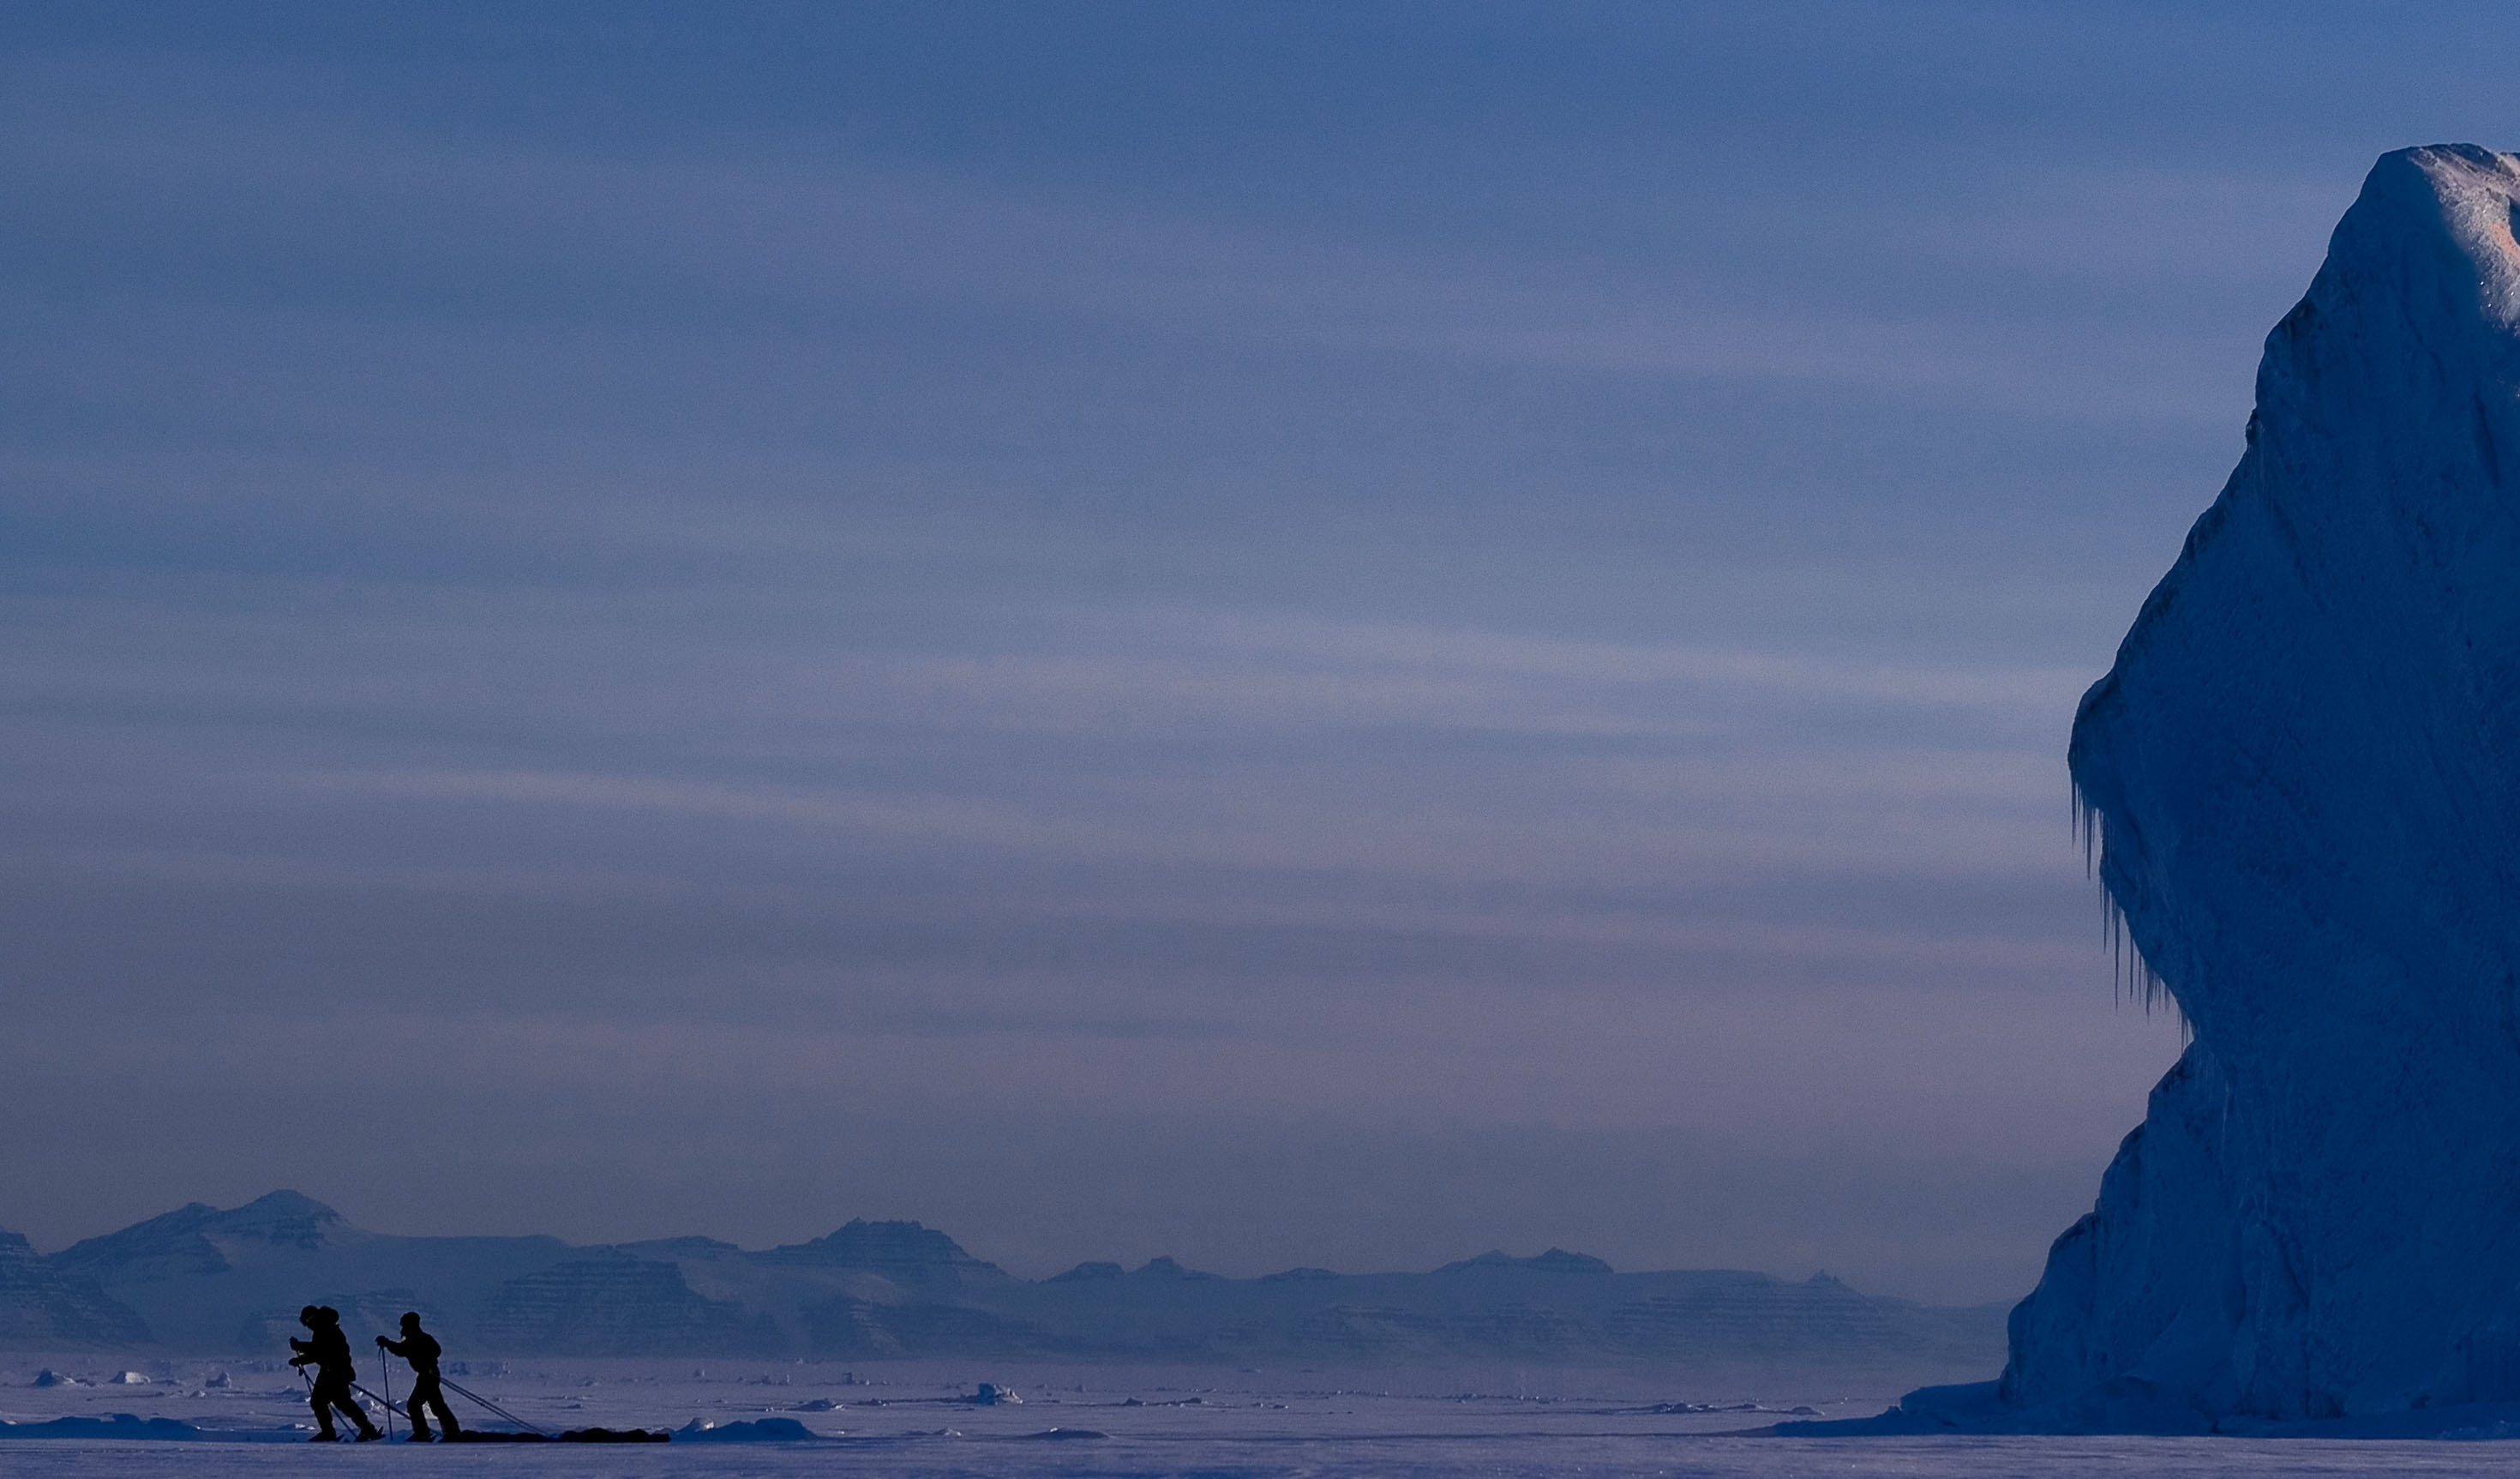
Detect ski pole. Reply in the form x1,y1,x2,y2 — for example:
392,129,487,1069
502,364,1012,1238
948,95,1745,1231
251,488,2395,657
380,1349,397,1441
347,1380,405,1418
297,1365,328,1437
441,1377,550,1436
442,1377,543,1435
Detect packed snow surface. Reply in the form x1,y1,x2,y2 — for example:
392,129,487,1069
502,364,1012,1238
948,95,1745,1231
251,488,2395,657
4,1356,2520,1476
1958,143,2520,1433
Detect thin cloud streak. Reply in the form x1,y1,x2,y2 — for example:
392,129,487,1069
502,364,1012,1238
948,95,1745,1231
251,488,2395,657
3,55,2291,426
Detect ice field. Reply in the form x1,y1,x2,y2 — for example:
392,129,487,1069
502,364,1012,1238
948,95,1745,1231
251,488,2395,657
6,1358,2520,1476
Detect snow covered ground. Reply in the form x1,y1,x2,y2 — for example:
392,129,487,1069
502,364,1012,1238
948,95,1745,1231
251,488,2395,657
3,1356,2518,1475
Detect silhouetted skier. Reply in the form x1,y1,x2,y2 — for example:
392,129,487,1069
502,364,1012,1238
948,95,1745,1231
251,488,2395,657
288,1305,380,1441
376,1311,462,1440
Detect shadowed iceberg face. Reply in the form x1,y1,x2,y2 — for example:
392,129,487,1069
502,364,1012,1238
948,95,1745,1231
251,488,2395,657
2003,145,2520,1428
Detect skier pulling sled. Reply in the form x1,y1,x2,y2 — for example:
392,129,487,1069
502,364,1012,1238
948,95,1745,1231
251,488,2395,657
376,1313,460,1441
287,1306,381,1441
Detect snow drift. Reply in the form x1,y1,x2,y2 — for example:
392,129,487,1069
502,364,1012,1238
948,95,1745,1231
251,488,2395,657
1893,145,2520,1434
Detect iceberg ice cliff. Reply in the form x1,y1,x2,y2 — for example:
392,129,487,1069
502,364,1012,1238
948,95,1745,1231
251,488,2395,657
1939,144,2520,1434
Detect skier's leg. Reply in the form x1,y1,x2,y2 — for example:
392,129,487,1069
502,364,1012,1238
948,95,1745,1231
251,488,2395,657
331,1380,379,1439
427,1379,461,1436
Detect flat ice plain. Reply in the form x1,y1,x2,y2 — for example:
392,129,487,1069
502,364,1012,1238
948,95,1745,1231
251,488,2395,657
3,1358,2514,1476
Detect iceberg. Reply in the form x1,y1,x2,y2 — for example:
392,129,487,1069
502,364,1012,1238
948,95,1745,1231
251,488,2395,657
1916,144,2520,1434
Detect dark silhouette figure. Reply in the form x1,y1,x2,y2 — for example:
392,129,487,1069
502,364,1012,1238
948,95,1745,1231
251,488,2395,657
376,1311,462,1440
288,1305,380,1441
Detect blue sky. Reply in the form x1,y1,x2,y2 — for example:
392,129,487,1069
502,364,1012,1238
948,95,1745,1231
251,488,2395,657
0,2,2498,1302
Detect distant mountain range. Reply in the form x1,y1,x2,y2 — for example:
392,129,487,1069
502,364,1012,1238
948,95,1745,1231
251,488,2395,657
0,1193,2004,1380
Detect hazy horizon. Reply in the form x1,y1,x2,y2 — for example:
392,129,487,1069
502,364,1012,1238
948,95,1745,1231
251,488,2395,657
23,1184,2025,1302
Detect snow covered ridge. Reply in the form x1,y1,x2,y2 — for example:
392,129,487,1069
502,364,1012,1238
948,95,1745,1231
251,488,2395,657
0,1192,2000,1381
1839,145,2520,1437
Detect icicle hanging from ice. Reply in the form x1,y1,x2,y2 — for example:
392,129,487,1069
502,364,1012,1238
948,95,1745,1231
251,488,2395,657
2073,779,2173,1019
